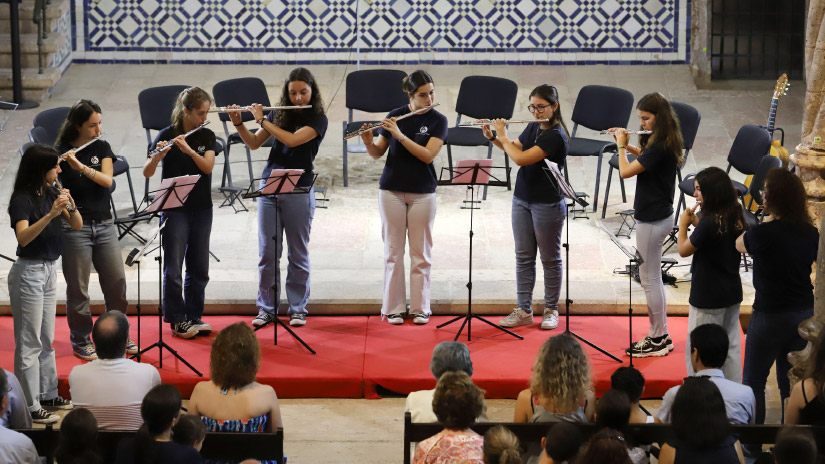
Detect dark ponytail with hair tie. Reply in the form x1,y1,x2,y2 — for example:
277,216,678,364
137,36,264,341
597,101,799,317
402,70,434,95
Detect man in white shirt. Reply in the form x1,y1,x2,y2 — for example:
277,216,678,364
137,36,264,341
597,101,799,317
69,311,161,430
657,323,755,425
0,369,39,464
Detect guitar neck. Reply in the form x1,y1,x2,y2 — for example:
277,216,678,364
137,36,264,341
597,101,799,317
766,98,778,133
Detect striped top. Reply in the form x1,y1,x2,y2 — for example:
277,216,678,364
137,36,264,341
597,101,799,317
82,404,143,431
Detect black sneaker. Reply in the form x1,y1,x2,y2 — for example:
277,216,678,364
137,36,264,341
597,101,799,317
664,334,674,352
190,318,212,334
625,336,670,358
41,396,73,410
412,313,430,325
387,313,404,325
31,408,59,424
252,310,275,327
289,314,307,327
72,344,98,361
171,321,198,339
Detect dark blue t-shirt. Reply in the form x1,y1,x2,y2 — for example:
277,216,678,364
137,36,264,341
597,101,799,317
514,123,569,203
262,110,328,188
9,191,63,260
377,105,448,194
56,140,116,221
688,216,743,308
633,142,677,222
744,219,819,312
153,126,216,210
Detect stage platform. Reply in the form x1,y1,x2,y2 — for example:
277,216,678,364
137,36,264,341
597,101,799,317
0,314,734,400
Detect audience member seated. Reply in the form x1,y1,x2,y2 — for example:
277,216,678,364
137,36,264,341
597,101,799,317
0,369,38,464
114,384,204,464
483,425,522,464
69,311,161,430
786,329,825,425
611,367,652,424
595,389,648,464
575,428,632,464
514,334,594,463
188,323,283,434
658,377,745,464
407,341,488,423
56,408,102,464
537,422,582,464
173,414,207,452
0,368,31,429
773,426,817,464
656,324,755,425
412,371,485,464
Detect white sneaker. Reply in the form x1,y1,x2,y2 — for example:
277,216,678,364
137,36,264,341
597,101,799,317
541,309,559,330
412,313,430,325
498,307,533,328
387,313,404,325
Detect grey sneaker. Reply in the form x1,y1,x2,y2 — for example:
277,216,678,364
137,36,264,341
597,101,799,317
31,408,59,424
73,344,98,361
190,318,212,334
412,313,430,325
252,310,275,327
387,313,404,325
170,321,198,339
498,308,533,328
289,314,307,327
541,309,559,330
125,338,138,355
41,396,73,410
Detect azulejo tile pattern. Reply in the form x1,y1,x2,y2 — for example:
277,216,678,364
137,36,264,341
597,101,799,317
71,0,689,64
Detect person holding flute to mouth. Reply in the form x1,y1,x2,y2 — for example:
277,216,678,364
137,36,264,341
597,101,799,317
609,92,683,358
55,99,132,361
360,70,447,326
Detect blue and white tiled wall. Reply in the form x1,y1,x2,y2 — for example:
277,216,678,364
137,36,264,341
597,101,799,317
71,0,689,65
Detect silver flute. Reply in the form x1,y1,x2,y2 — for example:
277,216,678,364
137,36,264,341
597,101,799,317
208,105,312,113
343,103,440,140
59,134,103,160
458,119,550,127
598,129,652,135
147,121,210,158
51,178,76,213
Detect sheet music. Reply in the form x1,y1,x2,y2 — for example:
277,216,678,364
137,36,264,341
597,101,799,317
453,159,493,184
543,160,580,202
146,174,201,212
261,169,304,195
595,219,643,264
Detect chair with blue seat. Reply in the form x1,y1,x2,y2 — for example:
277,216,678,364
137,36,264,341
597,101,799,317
445,75,518,199
27,126,51,147
212,77,274,188
565,85,635,212
341,69,409,187
601,101,701,219
30,106,70,145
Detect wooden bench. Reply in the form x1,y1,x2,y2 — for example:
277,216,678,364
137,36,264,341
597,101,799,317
23,425,285,464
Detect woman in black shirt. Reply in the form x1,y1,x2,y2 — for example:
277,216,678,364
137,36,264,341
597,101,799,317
677,167,746,382
737,168,818,426
8,144,82,423
611,93,683,358
55,99,131,361
361,70,448,325
482,84,569,331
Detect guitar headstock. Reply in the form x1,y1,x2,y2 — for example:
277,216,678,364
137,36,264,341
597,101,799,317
773,73,789,100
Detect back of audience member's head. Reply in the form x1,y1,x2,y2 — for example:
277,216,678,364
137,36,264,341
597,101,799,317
56,408,102,464
690,323,728,370
172,414,207,452
540,421,583,463
595,389,631,430
672,376,729,448
610,367,645,404
136,384,182,464
774,426,817,464
575,429,631,464
92,310,129,359
431,341,473,379
432,371,484,430
483,425,522,464
211,322,261,389
530,333,591,412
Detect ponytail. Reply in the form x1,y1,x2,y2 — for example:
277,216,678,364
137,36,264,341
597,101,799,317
402,70,434,95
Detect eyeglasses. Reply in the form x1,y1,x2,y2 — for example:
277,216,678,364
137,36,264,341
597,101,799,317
528,104,551,113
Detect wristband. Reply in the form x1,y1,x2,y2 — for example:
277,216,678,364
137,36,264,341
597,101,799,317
617,146,625,150
399,135,407,143
486,135,496,141
257,117,265,126
233,122,244,127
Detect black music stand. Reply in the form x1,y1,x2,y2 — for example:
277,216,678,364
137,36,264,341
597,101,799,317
242,170,317,354
544,161,621,363
125,222,164,362
135,175,203,376
436,161,521,341
596,219,644,366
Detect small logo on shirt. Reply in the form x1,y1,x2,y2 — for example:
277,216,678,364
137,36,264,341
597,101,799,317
197,146,206,153
419,126,428,134
90,156,99,166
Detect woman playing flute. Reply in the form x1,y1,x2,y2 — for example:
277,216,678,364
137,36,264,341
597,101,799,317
142,87,216,339
228,67,327,328
55,100,132,361
361,70,447,325
483,84,569,331
610,92,683,358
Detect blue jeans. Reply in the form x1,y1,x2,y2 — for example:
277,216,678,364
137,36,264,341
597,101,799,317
62,219,128,348
257,188,315,316
161,208,212,323
512,197,566,310
743,308,811,424
9,257,59,411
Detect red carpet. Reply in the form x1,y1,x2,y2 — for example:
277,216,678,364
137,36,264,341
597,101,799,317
0,315,720,400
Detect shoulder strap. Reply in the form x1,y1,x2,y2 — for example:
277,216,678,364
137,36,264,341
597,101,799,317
802,380,811,405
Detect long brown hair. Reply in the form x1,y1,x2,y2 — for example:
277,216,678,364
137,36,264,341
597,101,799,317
694,167,746,235
170,87,212,135
56,99,101,147
273,67,325,131
636,92,683,165
530,84,568,137
764,168,813,226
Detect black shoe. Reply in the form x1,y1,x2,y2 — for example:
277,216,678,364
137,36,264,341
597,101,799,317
664,334,674,351
171,321,198,339
41,396,73,410
190,318,212,334
31,408,59,424
625,336,670,358
252,310,275,327
289,314,307,327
